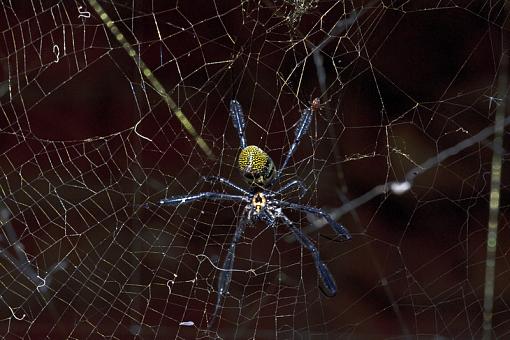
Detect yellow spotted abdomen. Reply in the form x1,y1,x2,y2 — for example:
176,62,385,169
238,145,275,187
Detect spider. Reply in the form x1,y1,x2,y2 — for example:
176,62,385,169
157,98,351,326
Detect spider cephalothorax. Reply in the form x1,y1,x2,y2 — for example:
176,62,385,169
156,98,351,327
251,192,267,213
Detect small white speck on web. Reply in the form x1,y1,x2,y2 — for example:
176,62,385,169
390,181,411,195
179,321,194,327
134,118,152,142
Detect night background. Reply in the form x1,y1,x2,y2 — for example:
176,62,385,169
0,0,509,338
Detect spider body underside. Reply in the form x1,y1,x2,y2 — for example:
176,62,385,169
157,99,351,327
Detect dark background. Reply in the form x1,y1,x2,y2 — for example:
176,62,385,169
0,0,509,338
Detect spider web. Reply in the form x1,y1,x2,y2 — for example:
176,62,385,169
0,0,509,338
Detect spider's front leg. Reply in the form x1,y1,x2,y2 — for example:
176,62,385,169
273,200,351,240
279,213,337,297
209,206,250,328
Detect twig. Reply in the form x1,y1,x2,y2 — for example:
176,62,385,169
482,51,507,340
87,0,215,159
287,114,510,235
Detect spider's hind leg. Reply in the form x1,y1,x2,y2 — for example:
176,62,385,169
274,101,317,183
158,192,246,206
270,179,307,198
229,99,247,149
202,176,250,195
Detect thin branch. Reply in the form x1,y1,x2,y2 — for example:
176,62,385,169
482,51,507,340
287,114,510,235
87,0,216,159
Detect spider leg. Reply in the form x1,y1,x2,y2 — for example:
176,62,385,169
229,99,247,149
158,192,247,206
278,213,337,297
209,207,250,327
273,200,351,240
268,179,306,198
274,104,314,183
202,176,250,195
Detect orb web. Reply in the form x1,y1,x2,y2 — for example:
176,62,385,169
0,1,509,338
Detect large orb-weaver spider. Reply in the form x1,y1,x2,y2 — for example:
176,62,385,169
157,99,351,326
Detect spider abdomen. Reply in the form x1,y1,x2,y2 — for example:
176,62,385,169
238,145,276,187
